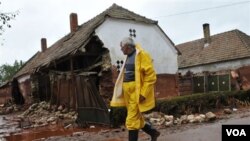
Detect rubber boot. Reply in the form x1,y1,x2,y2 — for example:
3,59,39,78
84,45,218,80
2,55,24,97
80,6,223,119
142,123,160,141
128,130,138,141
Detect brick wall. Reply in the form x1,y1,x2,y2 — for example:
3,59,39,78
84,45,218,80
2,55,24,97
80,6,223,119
238,66,250,90
238,66,250,81
155,74,179,99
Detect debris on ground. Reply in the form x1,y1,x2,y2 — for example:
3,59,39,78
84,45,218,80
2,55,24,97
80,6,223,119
0,101,77,130
17,101,77,129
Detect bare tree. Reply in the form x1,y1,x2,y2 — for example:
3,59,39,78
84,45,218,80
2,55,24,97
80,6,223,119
0,1,19,36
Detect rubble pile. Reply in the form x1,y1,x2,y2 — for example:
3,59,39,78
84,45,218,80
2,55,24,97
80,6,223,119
144,111,217,127
17,101,77,128
0,99,23,115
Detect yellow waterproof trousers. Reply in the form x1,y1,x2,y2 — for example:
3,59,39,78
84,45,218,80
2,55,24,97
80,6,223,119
123,81,145,130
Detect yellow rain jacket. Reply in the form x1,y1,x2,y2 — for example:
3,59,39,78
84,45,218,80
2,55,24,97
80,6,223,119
110,44,157,113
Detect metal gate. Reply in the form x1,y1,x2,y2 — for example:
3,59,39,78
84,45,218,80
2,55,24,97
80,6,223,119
208,75,218,91
193,74,230,93
218,74,230,91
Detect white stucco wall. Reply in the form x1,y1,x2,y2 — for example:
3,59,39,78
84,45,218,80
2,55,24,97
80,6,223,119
179,58,250,74
95,18,178,74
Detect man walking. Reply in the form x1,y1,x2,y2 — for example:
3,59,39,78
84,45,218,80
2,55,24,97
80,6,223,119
111,37,160,141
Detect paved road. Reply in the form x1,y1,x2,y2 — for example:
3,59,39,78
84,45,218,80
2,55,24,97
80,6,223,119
157,109,250,141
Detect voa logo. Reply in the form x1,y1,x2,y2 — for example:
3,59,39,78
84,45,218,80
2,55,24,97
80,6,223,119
226,129,246,136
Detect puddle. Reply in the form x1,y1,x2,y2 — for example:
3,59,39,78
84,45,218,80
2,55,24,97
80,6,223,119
2,119,108,141
4,125,83,141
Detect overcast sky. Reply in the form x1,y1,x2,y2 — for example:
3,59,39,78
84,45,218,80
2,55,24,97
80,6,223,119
0,0,249,65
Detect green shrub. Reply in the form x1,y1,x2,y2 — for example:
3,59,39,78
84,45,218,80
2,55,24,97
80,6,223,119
157,90,250,116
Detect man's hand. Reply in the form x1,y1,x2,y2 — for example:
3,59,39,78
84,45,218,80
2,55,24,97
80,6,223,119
139,95,145,103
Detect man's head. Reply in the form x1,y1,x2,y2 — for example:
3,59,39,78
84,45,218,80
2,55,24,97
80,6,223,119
120,37,135,55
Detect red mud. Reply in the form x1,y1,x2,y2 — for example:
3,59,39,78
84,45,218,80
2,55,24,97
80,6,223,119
4,123,109,141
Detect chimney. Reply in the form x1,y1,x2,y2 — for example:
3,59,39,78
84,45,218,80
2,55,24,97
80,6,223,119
41,38,47,52
203,23,211,44
70,13,78,32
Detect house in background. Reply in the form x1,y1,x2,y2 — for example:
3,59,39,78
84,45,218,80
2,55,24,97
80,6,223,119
177,23,250,95
0,4,179,124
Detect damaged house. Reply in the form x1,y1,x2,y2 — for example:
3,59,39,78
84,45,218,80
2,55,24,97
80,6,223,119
1,4,180,124
0,82,11,104
177,23,250,95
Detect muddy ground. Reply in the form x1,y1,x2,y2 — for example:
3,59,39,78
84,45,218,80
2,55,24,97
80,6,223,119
41,107,250,141
1,106,249,141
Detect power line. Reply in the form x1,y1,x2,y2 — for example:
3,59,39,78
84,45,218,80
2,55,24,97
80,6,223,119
154,1,250,18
